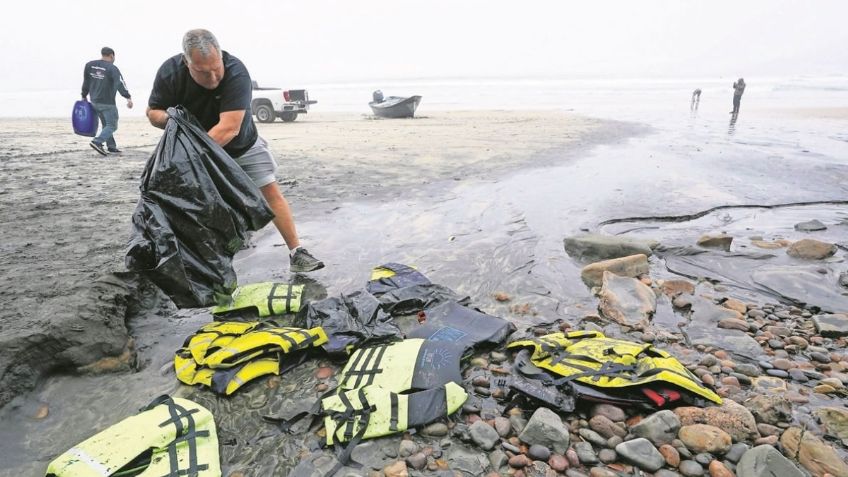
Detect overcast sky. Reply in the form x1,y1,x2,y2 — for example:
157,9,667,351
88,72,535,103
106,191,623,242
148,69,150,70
1,0,846,94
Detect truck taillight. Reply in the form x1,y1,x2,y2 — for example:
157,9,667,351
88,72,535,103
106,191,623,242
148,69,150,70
283,90,290,102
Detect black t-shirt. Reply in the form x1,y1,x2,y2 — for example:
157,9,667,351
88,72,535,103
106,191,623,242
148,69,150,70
148,51,257,158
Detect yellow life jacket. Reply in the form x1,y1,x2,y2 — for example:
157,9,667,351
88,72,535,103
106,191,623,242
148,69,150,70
45,395,220,477
507,330,721,405
319,339,467,456
211,282,304,318
175,321,327,395
323,382,467,445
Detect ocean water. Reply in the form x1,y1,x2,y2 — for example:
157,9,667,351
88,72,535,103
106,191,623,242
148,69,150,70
4,75,848,119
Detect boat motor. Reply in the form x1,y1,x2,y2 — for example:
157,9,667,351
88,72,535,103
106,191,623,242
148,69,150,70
372,90,384,103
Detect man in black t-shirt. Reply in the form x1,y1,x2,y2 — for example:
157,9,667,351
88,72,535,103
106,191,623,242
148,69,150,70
146,29,323,273
82,47,133,155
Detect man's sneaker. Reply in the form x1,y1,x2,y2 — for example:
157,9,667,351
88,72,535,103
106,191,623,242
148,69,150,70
89,141,107,156
290,248,325,273
107,147,122,153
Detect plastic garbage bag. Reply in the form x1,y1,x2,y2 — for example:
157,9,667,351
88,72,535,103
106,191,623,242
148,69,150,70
125,107,274,308
297,291,401,356
406,300,515,351
72,99,97,137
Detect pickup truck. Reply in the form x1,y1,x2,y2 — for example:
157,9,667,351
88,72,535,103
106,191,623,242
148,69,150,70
251,81,317,123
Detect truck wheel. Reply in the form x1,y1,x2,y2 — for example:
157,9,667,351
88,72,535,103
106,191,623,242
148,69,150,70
255,104,275,123
280,112,298,122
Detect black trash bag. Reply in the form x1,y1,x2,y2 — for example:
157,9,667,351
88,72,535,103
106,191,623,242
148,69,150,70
376,283,470,316
296,290,401,357
125,107,274,308
365,263,432,296
406,301,515,352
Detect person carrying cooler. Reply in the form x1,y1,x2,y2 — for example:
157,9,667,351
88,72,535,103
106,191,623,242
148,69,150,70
81,47,133,155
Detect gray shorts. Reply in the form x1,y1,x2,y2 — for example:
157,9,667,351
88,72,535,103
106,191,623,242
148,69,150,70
234,136,278,187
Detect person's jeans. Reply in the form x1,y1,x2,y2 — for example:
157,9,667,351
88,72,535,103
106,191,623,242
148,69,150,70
92,103,119,150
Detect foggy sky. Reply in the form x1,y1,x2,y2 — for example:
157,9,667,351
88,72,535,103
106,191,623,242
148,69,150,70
1,0,846,94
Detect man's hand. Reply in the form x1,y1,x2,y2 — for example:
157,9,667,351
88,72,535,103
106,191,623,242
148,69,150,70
146,107,169,129
127,99,134,109
81,93,87,100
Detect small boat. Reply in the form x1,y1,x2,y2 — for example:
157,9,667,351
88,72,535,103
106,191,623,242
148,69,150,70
369,90,422,118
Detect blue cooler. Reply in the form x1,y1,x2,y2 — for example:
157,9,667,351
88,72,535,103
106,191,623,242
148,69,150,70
72,100,97,137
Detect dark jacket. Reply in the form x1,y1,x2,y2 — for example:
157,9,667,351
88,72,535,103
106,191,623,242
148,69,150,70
82,59,131,105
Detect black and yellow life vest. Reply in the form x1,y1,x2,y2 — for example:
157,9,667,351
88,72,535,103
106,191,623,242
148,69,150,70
175,320,327,395
365,263,430,296
507,330,721,405
45,395,220,477
312,339,467,473
211,282,304,318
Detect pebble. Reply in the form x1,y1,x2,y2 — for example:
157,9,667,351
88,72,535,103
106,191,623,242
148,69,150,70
502,441,520,453
383,460,407,477
33,404,49,419
734,363,761,377
528,444,551,461
399,440,418,458
548,454,568,472
811,352,831,363
607,435,623,448
679,460,704,477
758,360,775,370
694,453,714,466
592,404,626,422
490,351,508,363
494,416,511,437
589,467,618,477
656,471,683,477
589,415,627,438
489,450,508,470
725,442,748,463
788,369,809,382
422,423,449,437
598,449,617,464
772,358,792,370
406,452,427,470
315,367,333,379
765,369,789,378
578,428,608,447
768,339,785,349
574,442,599,464
708,460,734,477
566,470,590,477
509,454,530,468
659,444,681,467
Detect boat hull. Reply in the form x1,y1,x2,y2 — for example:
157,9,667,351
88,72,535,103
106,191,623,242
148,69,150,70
368,95,422,118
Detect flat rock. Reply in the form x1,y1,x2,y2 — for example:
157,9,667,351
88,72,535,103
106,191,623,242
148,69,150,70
630,409,681,446
780,426,848,477
589,414,627,439
597,271,656,330
816,406,848,440
786,238,837,259
744,395,792,426
615,437,666,472
574,442,598,465
564,234,655,262
518,407,570,454
581,254,650,288
736,445,803,477
752,266,848,313
469,420,499,450
446,445,487,476
591,403,626,422
674,400,760,443
812,313,848,338
697,234,733,251
794,219,827,231
678,424,732,454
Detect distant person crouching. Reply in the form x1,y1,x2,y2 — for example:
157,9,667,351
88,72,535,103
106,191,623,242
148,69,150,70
691,88,701,110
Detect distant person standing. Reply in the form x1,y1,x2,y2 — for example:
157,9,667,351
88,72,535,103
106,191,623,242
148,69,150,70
146,29,324,273
691,88,701,110
731,78,745,115
81,47,133,155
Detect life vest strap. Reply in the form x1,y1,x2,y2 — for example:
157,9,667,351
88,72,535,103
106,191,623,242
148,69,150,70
342,344,387,389
389,392,399,431
267,283,298,315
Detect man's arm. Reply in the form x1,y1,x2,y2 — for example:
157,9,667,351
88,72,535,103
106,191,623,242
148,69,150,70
81,63,90,99
207,110,245,147
146,107,169,129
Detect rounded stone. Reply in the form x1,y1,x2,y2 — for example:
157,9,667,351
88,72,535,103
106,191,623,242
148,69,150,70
548,454,569,472
528,444,551,461
679,460,704,477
